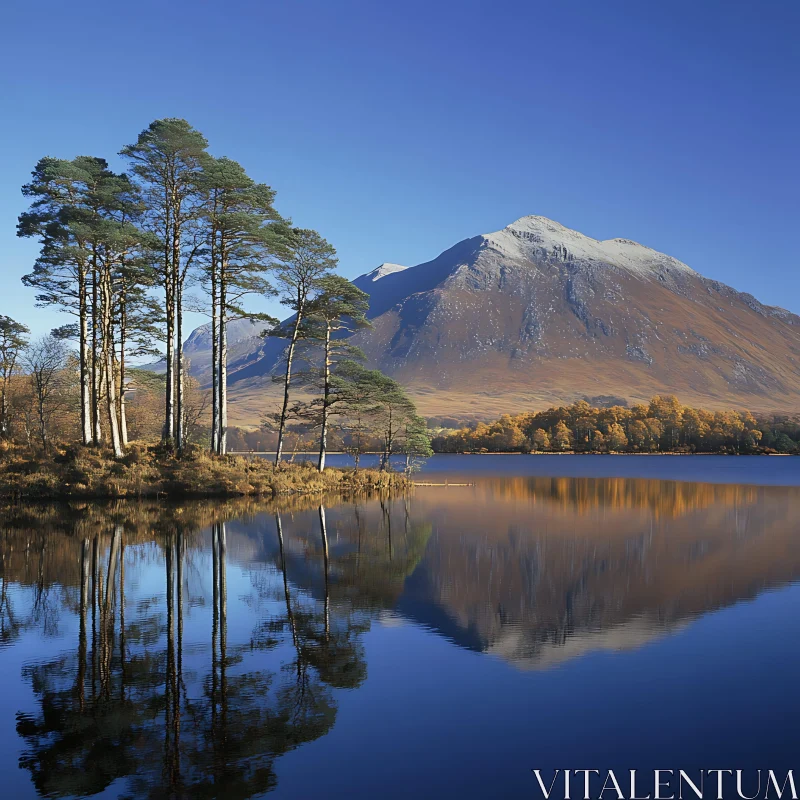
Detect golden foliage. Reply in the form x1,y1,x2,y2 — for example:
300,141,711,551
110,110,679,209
433,394,784,454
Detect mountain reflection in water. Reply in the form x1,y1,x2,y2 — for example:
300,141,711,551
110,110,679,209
2,474,800,797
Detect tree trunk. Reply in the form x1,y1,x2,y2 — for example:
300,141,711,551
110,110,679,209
37,389,47,451
219,272,228,455
0,363,11,438
275,514,297,648
381,407,394,471
218,522,227,669
105,526,121,612
119,286,128,447
91,263,103,445
317,323,332,472
276,292,306,465
162,193,175,445
79,267,92,445
105,345,124,458
101,269,124,458
172,193,186,452
177,527,183,683
176,279,185,453
164,272,175,445
0,383,7,438
210,255,219,455
319,505,330,641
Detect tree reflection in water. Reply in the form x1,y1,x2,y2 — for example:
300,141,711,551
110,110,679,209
7,479,800,796
6,496,424,799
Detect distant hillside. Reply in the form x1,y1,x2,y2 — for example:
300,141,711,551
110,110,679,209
173,216,800,426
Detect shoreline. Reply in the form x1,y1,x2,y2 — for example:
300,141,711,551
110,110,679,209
432,451,793,456
0,446,408,501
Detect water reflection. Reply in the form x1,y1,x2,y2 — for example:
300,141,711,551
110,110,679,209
3,475,800,797
4,503,357,798
404,478,800,667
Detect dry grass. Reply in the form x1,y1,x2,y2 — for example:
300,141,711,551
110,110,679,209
0,442,406,500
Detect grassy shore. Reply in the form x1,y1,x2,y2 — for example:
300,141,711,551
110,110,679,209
0,443,407,500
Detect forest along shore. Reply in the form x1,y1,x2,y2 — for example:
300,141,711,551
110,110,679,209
431,396,800,455
0,444,407,500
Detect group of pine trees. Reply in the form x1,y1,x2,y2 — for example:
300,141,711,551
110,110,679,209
4,118,431,471
433,396,800,454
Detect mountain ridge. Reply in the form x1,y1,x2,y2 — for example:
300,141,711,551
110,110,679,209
174,216,800,425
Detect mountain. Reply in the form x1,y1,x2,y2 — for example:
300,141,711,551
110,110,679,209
185,318,269,376
180,217,800,425
147,318,270,380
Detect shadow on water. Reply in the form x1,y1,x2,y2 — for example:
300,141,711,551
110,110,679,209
3,473,800,796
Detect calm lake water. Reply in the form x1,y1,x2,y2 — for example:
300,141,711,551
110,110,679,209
2,454,800,798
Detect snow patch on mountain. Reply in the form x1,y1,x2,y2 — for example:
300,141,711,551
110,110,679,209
359,262,409,282
483,215,696,279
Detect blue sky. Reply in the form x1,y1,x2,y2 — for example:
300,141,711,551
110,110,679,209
1,0,798,341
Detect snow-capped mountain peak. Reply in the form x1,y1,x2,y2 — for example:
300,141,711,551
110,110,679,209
483,215,696,279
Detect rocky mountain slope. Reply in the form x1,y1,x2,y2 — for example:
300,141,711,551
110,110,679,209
180,216,800,424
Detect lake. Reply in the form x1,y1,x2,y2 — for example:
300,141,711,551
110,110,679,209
2,454,800,799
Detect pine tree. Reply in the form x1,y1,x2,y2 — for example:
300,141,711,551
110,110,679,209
19,157,98,445
197,156,285,454
328,361,385,468
298,276,370,472
269,229,337,465
371,375,419,470
398,414,433,472
18,156,150,454
121,119,209,451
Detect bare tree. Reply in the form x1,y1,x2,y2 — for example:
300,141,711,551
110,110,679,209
23,335,69,450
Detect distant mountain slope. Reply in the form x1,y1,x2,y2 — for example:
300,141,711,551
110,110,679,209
147,318,269,379
176,217,800,425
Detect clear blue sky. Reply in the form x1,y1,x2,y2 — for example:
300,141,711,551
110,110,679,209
1,0,798,341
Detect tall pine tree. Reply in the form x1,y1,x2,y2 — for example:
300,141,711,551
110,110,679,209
269,229,337,464
298,275,370,472
121,119,208,451
197,156,286,454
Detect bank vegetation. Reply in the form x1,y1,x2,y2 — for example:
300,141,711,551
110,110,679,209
433,395,800,455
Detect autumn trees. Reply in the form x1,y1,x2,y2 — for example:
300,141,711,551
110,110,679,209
0,315,29,438
434,395,770,454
